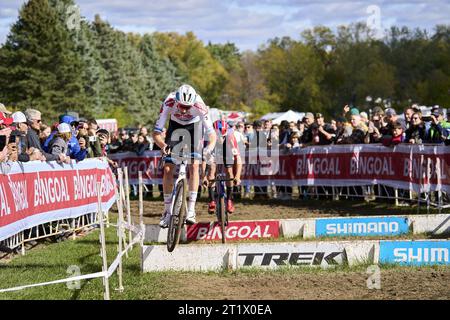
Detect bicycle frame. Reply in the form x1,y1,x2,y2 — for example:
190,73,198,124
169,158,188,218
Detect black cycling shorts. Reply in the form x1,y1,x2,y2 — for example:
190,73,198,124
164,120,203,163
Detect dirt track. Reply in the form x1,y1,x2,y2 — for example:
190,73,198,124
113,196,449,300
121,196,435,225
153,267,450,300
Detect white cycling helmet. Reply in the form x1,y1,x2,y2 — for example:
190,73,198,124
12,111,27,123
175,84,197,108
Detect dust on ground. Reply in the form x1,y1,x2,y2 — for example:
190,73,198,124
151,267,450,300
120,197,439,225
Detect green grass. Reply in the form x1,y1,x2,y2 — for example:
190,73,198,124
0,223,449,300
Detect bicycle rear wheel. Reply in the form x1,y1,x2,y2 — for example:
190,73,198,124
218,196,227,244
167,179,187,252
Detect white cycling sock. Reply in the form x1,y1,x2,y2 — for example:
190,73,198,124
187,191,198,214
163,194,172,213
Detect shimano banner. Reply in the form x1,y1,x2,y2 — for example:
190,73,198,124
316,217,410,237
379,240,450,266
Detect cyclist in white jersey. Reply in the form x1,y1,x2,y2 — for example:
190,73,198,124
152,84,216,227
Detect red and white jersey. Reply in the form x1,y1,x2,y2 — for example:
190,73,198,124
215,128,241,162
154,92,214,135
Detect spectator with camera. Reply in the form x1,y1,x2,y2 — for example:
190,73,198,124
314,113,335,145
425,108,446,144
96,128,117,168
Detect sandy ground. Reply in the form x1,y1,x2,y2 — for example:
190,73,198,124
121,196,437,225
153,267,449,300
115,196,450,300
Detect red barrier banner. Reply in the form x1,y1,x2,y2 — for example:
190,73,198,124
0,159,116,241
109,145,450,193
186,220,280,241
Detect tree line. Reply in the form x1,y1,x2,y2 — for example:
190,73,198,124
0,0,448,126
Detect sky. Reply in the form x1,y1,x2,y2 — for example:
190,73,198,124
0,0,449,51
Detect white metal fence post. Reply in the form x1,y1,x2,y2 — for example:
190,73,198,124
124,167,133,251
97,181,110,300
116,169,125,292
138,171,144,247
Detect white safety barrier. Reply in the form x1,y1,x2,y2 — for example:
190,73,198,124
0,167,145,300
142,239,450,272
141,214,450,243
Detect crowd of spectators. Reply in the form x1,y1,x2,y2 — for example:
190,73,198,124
1,102,448,201
2,103,448,167
239,104,450,156
0,103,117,167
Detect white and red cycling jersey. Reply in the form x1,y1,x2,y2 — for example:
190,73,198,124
213,127,241,165
154,92,214,135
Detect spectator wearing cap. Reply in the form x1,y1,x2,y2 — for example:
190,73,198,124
385,108,406,131
43,114,86,161
48,123,72,164
0,112,14,163
10,111,42,162
300,112,314,145
426,108,445,144
315,113,335,145
24,109,61,162
405,112,427,144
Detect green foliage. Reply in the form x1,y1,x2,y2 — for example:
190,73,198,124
152,32,229,107
0,0,88,122
0,0,448,125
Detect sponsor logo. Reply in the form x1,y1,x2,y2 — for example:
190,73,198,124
187,221,279,241
34,176,70,206
238,251,345,267
380,241,450,265
316,217,409,237
0,182,11,217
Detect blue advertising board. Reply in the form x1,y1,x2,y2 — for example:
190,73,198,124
379,240,450,266
315,217,409,237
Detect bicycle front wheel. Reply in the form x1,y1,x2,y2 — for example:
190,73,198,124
167,179,187,252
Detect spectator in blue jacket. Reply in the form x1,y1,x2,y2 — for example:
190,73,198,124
43,114,86,161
